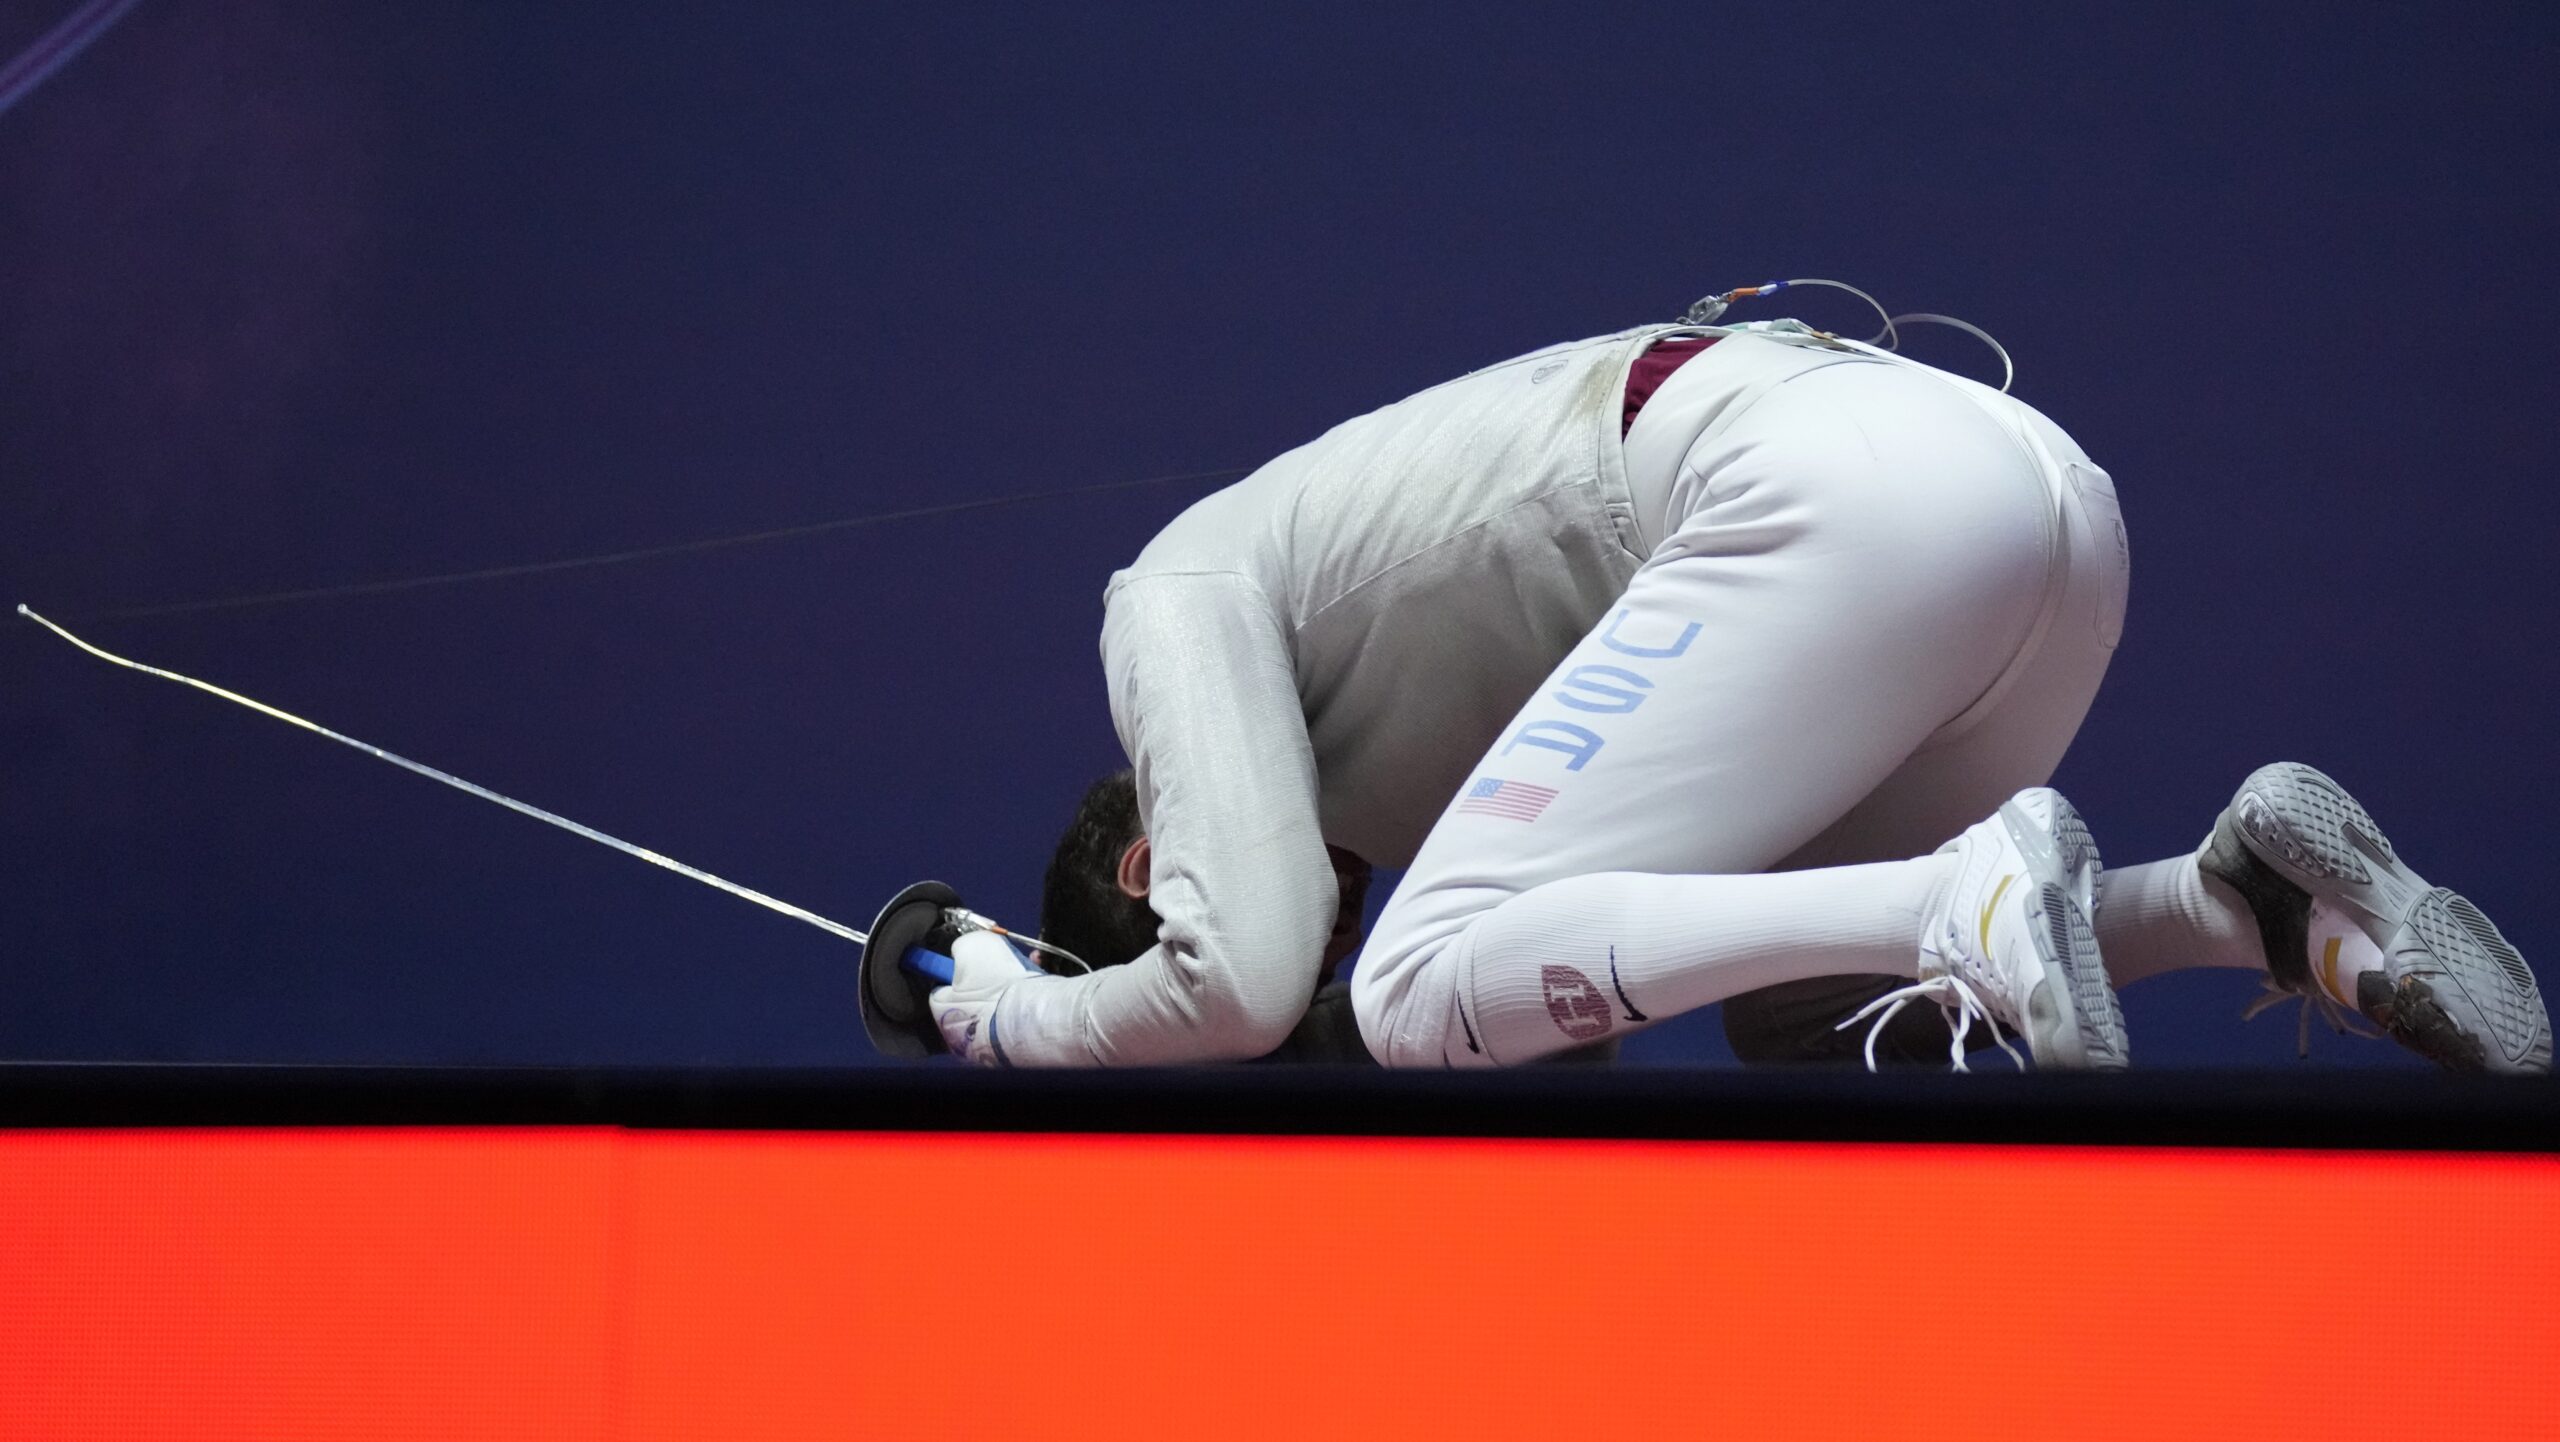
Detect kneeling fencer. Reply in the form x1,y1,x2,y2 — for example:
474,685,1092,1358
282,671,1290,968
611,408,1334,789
925,300,2553,1073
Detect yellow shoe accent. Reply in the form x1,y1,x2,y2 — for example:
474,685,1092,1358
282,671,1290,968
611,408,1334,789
1977,873,2018,962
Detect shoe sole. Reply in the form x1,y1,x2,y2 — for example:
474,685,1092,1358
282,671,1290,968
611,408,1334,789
2228,762,2551,1074
1998,789,2130,1070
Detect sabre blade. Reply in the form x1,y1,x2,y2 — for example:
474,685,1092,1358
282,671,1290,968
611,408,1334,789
15,604,870,946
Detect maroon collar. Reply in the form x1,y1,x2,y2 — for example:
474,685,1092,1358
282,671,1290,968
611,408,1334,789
1621,336,1720,437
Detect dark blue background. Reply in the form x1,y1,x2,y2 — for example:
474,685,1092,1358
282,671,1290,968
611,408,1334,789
3,3,2552,1067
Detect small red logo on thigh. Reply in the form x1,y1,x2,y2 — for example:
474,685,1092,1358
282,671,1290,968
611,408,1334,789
1541,966,1613,1041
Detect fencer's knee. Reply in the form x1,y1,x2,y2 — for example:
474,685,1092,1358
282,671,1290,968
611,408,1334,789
1348,932,1470,1068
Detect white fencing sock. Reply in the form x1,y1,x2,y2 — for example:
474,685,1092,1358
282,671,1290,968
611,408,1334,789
2093,854,2265,986
1448,857,1950,1065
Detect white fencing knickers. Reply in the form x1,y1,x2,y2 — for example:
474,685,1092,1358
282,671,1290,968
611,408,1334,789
1350,338,2132,1067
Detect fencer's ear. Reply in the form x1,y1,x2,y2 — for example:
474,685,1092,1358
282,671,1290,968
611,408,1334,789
1115,836,1152,899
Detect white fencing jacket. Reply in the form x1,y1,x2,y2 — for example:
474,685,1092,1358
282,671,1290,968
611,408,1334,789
992,324,1834,1064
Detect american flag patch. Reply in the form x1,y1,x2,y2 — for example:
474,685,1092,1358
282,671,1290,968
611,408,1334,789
1456,776,1559,822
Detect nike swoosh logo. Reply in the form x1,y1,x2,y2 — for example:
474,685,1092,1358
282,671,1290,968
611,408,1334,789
1609,945,1648,1022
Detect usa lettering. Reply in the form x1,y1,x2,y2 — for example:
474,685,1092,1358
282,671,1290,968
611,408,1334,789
1499,609,1699,772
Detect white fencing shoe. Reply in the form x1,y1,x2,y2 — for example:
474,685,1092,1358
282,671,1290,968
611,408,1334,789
2202,762,2551,1075
1843,787,2130,1071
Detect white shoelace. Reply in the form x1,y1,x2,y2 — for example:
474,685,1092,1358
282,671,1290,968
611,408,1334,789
1835,973,2027,1073
2240,978,2382,1058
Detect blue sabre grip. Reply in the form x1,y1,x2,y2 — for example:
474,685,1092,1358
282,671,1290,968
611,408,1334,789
899,945,956,985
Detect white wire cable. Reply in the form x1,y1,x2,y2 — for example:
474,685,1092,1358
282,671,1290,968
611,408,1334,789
950,909,1093,974
15,604,874,946
1682,280,2018,391
1888,312,2016,393
1781,277,1902,353
1684,278,1900,351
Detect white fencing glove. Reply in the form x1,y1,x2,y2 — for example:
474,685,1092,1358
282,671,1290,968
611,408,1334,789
930,928,1057,1066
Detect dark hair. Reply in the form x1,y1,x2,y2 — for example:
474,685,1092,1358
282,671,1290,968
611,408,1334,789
1039,769,1163,971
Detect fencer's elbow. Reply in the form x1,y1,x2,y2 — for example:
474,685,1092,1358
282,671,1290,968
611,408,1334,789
1203,968,1312,1057
1168,937,1319,1058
